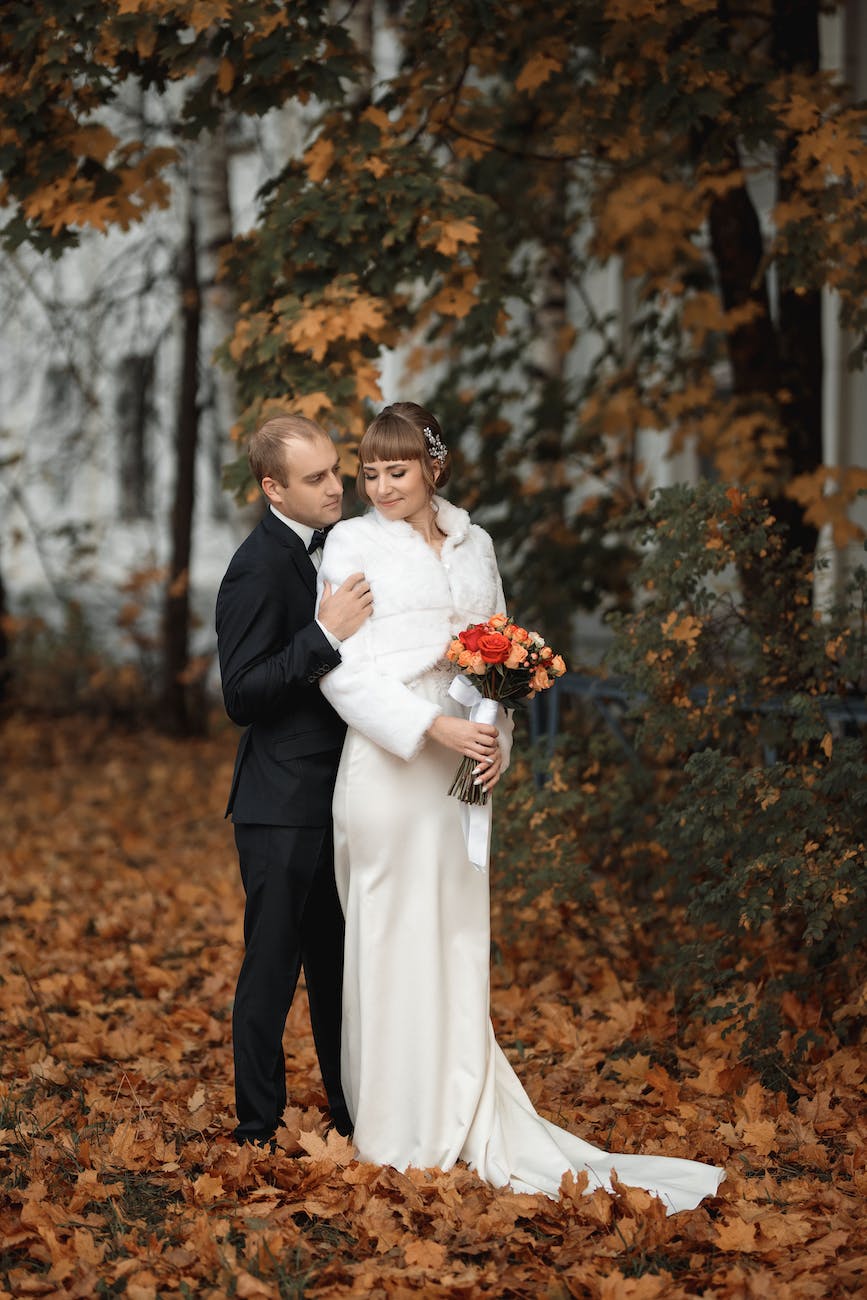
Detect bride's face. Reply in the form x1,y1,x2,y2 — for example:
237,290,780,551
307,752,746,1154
361,458,432,527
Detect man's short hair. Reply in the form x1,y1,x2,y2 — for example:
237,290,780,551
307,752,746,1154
247,414,328,486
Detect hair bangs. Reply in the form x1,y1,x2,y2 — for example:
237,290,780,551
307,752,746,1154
358,413,425,465
356,401,449,504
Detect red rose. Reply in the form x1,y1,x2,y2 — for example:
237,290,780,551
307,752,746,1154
459,624,486,652
477,632,512,664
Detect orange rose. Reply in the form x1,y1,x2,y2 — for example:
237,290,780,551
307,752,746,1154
469,651,486,675
489,612,507,630
551,654,566,675
531,666,551,692
512,626,529,643
505,643,528,669
478,632,512,664
459,624,486,652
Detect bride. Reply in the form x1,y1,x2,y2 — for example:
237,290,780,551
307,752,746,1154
317,402,724,1213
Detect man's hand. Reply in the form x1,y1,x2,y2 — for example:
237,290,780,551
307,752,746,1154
426,715,503,793
318,573,373,641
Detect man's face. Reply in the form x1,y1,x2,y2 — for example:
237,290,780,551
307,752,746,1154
262,435,344,529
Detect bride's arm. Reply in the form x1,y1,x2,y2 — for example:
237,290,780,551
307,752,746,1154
316,529,442,761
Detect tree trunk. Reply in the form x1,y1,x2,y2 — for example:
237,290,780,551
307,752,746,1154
697,0,821,559
707,161,781,402
526,235,573,654
162,207,204,735
773,0,823,555
195,119,237,497
706,150,820,562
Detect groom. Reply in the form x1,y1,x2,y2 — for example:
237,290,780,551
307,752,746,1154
216,413,372,1145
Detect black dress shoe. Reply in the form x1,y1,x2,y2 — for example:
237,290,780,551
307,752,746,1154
235,1131,277,1153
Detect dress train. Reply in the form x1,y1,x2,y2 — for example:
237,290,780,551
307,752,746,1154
333,672,724,1214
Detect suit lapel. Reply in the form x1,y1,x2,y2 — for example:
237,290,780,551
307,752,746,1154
261,509,316,596
291,548,316,596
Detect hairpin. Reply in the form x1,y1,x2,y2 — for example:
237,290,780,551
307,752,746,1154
423,425,448,463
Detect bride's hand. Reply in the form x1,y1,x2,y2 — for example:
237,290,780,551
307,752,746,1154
427,715,502,790
474,741,503,793
423,712,499,769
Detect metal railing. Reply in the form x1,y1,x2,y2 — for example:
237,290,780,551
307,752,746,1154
528,671,867,773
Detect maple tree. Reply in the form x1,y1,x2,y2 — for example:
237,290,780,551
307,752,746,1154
216,0,867,646
0,0,359,252
4,1,867,655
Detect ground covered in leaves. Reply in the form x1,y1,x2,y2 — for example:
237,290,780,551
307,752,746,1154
1,715,865,1298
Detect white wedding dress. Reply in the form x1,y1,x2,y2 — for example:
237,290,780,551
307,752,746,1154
332,669,725,1215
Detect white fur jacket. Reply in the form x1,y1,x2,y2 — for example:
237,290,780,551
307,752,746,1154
316,497,514,763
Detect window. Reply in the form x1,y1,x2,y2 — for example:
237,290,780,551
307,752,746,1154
116,353,155,519
38,365,83,501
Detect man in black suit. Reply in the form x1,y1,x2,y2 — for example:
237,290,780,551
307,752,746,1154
216,413,372,1145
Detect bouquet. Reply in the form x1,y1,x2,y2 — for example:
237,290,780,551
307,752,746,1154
445,613,566,806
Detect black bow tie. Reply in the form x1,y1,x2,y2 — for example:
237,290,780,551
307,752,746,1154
307,527,329,554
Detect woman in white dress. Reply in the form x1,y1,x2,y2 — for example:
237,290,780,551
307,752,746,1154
317,402,724,1213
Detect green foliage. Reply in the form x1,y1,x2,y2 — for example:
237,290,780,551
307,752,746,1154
218,100,496,472
499,483,867,1074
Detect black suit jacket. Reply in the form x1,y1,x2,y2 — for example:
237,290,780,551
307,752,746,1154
216,510,346,826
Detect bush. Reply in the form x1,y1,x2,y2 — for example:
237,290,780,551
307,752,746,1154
2,598,158,723
498,482,867,1080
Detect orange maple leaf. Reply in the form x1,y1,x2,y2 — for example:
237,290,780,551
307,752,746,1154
433,217,480,256
714,1215,760,1252
515,53,562,94
305,137,335,185
191,1172,225,1202
404,1238,448,1269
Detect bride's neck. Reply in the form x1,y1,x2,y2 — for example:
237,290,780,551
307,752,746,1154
406,504,443,546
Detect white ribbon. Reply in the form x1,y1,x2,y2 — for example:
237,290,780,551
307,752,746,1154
447,675,500,873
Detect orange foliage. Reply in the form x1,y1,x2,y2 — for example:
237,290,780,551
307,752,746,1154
592,176,705,280
515,53,563,95
1,716,865,1295
786,466,867,548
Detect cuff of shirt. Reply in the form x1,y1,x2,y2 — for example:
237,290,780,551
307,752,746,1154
315,618,341,652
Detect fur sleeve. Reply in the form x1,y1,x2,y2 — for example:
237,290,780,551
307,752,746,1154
317,523,441,761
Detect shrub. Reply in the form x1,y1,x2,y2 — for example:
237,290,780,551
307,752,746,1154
498,482,867,1079
2,597,158,723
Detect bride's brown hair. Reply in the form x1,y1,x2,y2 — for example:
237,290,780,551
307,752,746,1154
356,402,451,504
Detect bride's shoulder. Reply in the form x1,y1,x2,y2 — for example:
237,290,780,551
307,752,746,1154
327,514,373,545
321,514,376,569
467,520,497,554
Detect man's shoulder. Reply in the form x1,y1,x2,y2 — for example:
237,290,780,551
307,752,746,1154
220,516,294,590
227,514,282,562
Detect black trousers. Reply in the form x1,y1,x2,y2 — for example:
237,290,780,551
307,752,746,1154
232,822,350,1141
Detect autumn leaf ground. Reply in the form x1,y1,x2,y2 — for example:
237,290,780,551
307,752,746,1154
1,714,865,1299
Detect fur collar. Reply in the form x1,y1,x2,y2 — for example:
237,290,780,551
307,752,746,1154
367,496,471,552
